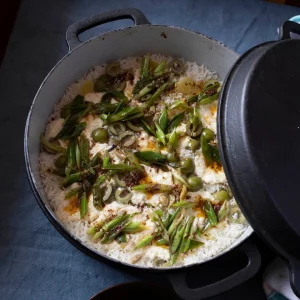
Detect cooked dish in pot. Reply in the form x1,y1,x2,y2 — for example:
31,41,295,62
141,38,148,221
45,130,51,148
39,54,247,267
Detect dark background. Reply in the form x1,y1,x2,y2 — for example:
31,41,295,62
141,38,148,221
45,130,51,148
1,0,300,299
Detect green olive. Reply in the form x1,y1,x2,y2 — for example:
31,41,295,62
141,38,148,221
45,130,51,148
189,139,200,152
187,176,203,192
55,155,68,168
180,158,195,175
169,59,186,75
202,128,215,142
166,152,179,163
213,190,229,202
94,74,113,92
92,128,108,143
105,62,122,77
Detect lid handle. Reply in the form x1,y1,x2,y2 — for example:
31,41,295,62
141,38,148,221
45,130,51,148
279,21,300,40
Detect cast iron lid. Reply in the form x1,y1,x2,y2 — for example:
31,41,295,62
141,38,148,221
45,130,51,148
218,21,300,262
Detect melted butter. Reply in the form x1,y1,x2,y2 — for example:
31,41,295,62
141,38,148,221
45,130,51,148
147,140,157,150
79,80,94,96
210,103,217,115
209,162,223,172
64,196,80,215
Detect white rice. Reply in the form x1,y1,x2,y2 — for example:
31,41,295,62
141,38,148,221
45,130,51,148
39,54,247,267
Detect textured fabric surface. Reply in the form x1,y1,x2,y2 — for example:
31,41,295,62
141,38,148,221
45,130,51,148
1,0,300,299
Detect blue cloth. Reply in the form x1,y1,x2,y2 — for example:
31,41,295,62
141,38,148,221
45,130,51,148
1,0,300,299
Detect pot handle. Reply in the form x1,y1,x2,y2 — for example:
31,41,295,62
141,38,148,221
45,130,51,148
66,8,150,51
167,241,261,300
288,260,300,298
279,20,300,40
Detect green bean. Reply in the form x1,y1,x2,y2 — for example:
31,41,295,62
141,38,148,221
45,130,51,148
169,100,189,110
168,212,184,236
179,216,194,253
87,226,97,236
155,122,166,145
170,251,180,265
123,149,143,171
102,220,131,244
168,129,178,150
167,112,184,132
141,54,150,79
134,82,155,100
57,121,87,141
80,192,87,219
79,134,89,165
199,93,219,105
75,140,81,169
102,150,110,167
135,151,167,164
132,183,173,193
102,164,136,172
203,200,217,226
89,152,100,167
167,208,181,228
188,240,204,251
159,107,168,132
56,95,91,140
201,219,211,233
117,233,127,243
168,166,189,186
179,185,188,201
93,230,105,240
154,60,166,76
172,201,197,208
123,222,146,234
203,80,219,89
95,174,107,186
64,187,82,199
200,134,213,165
67,139,79,175
162,213,171,228
61,171,85,187
105,107,142,124
141,82,169,109
171,218,186,254
94,102,119,114
113,99,126,115
40,135,67,154
141,119,156,136
218,200,228,221
93,184,104,210
187,95,199,103
210,145,221,164
157,238,168,245
135,234,156,249
102,212,127,232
